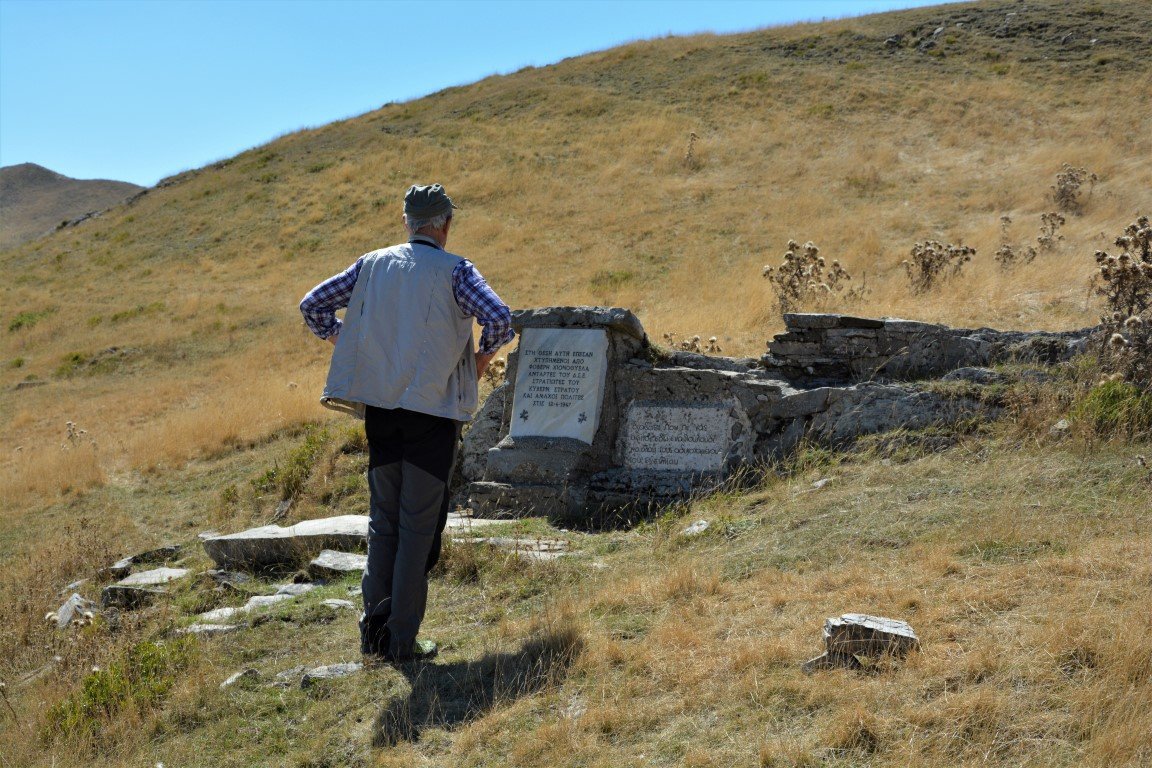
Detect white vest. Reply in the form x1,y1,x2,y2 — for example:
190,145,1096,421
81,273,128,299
322,241,477,421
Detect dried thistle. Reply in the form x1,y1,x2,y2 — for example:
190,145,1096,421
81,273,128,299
904,240,974,293
1051,163,1098,214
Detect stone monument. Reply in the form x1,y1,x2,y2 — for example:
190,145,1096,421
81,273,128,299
462,307,1094,525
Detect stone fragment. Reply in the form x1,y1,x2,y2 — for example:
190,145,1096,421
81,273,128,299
117,567,189,586
60,579,88,595
201,515,368,570
100,567,191,609
198,607,241,623
54,593,98,629
273,666,308,687
681,520,711,537
802,614,920,674
941,367,1005,385
453,536,569,561
107,557,135,580
300,662,363,688
180,623,243,636
1050,418,1071,437
245,594,295,610
205,569,252,591
445,510,506,532
772,387,833,419
220,669,259,689
105,545,183,578
321,599,356,610
309,550,367,579
275,583,316,597
101,585,166,609
811,478,832,490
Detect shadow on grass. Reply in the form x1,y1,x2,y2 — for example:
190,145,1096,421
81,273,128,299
372,623,583,747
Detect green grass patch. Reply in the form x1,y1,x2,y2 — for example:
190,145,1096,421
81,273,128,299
8,306,57,332
959,539,1066,562
45,637,198,744
253,425,331,501
109,301,166,323
590,269,636,290
1072,379,1152,438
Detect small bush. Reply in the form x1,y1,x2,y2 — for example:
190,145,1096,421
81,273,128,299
903,240,973,293
1051,163,1097,214
1072,379,1152,438
45,638,197,744
762,240,856,315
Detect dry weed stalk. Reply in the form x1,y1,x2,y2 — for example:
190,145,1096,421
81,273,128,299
1036,211,1066,253
683,131,700,170
995,212,1066,269
1051,163,1097,214
903,240,973,293
660,333,722,354
762,240,854,315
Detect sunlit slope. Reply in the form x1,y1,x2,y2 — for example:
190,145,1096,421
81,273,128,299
2,0,1149,488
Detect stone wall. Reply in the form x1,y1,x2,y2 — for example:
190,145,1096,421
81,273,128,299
764,313,1092,382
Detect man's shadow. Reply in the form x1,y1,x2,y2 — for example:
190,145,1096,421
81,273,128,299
373,624,583,747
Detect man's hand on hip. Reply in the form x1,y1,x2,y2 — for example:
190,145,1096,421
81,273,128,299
475,350,496,379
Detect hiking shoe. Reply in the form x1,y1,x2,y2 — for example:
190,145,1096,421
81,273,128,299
387,638,438,664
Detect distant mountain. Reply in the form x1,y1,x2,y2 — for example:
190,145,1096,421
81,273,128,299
0,163,143,250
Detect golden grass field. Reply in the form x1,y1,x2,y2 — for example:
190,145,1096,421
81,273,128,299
0,1,1149,765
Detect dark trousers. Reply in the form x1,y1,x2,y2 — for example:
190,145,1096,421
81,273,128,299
360,406,459,656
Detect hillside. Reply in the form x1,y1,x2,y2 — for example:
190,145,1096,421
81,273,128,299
0,163,143,251
0,1,1150,765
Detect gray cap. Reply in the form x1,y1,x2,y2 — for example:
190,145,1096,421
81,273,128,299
403,183,458,219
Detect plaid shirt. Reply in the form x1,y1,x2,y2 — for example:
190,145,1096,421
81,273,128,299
299,237,514,354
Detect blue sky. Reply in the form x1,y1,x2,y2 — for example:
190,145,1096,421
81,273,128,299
1,0,947,187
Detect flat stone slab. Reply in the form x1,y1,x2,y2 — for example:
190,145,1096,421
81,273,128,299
455,536,570,561
622,403,731,472
321,599,356,610
117,567,189,587
53,593,98,629
300,662,363,688
201,515,368,570
445,510,514,531
509,327,610,444
309,549,367,579
195,583,316,623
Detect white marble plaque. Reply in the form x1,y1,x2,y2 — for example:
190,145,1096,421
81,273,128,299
624,404,731,472
509,327,609,444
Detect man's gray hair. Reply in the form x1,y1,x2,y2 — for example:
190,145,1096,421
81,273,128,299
404,212,451,234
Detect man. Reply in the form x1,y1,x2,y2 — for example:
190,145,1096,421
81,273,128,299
299,183,513,662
